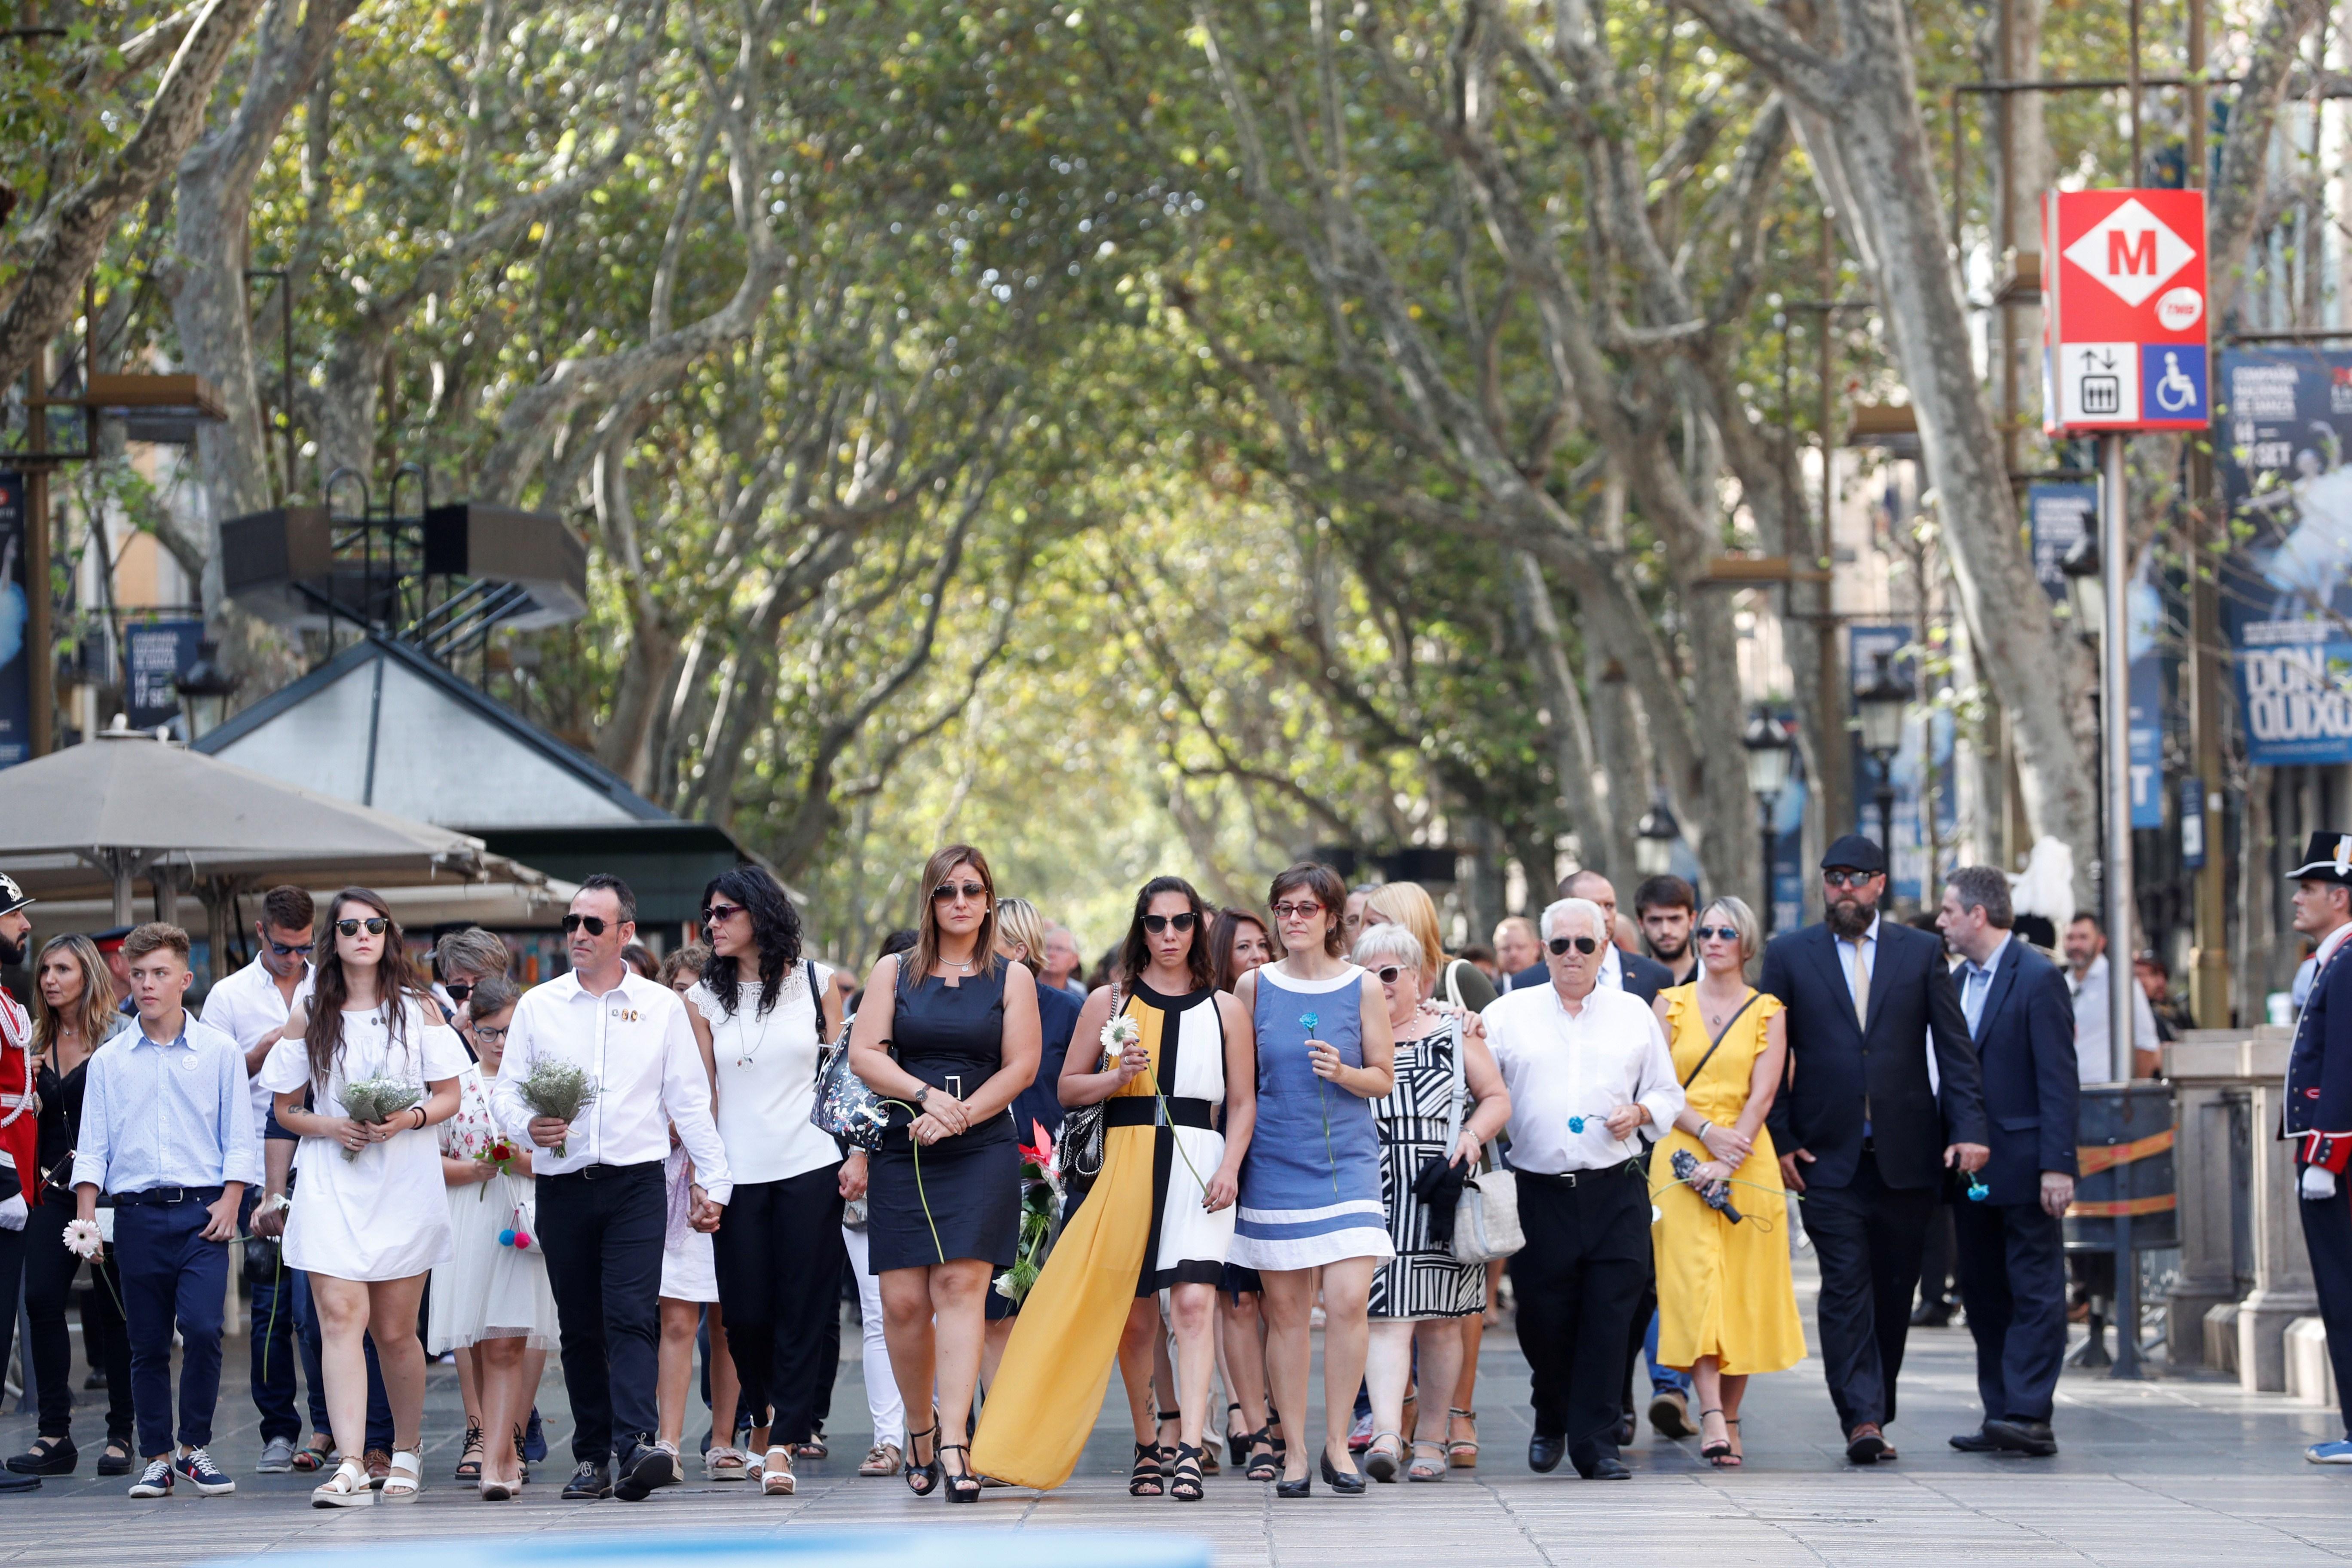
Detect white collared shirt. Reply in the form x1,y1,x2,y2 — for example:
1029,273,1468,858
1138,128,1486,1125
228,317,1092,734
491,968,733,1201
1480,981,1683,1174
198,954,313,1136
1598,945,1623,991
1959,932,2012,1036
2066,953,2159,1085
1839,914,1881,1018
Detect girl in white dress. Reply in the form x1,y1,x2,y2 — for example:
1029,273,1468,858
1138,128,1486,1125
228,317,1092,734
263,889,466,1508
426,974,557,1500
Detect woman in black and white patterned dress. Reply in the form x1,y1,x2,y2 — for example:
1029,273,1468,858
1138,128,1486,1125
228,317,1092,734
1353,924,1510,1483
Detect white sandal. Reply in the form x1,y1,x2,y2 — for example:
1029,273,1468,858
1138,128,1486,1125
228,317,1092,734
762,1446,796,1496
381,1449,423,1502
311,1457,374,1508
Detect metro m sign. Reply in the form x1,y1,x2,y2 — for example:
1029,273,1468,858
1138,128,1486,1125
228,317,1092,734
2042,188,2208,434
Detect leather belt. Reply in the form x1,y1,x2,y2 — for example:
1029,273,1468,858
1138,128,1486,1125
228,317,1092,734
110,1185,224,1207
1104,1096,1215,1131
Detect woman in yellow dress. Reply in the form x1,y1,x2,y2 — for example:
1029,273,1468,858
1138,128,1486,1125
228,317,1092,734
1651,895,1804,1468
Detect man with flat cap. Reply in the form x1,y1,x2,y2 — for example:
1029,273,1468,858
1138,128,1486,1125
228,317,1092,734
2285,832,2352,1463
1759,834,1988,1464
0,873,43,1491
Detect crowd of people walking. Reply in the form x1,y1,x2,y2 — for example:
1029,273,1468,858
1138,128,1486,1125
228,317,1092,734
0,816,2344,1505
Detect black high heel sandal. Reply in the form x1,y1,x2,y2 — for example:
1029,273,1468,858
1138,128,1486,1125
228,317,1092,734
1243,1427,1280,1482
1128,1441,1165,1497
1226,1403,1250,1469
1155,1406,1182,1467
1319,1445,1367,1496
939,1442,980,1503
1168,1442,1206,1502
1698,1408,1731,1464
903,1422,941,1497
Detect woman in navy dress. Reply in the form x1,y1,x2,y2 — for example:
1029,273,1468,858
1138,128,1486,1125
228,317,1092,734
850,844,1040,1503
1230,863,1395,1497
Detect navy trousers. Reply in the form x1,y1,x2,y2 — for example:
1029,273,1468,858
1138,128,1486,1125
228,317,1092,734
2300,1180,2352,1440
1952,1197,2067,1423
114,1198,230,1457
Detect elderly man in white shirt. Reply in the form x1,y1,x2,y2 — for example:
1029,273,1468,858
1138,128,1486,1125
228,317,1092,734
493,875,731,1504
1481,896,1683,1482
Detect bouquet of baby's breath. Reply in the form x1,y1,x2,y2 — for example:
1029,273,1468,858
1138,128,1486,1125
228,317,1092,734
339,1078,424,1161
518,1060,599,1158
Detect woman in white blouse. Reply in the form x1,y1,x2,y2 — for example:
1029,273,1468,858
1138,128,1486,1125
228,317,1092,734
692,867,861,1497
426,974,558,1500
263,889,466,1507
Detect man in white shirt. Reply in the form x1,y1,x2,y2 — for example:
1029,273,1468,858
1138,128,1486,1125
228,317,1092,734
494,875,732,1504
1480,896,1683,1482
192,885,320,1476
2061,913,2159,1082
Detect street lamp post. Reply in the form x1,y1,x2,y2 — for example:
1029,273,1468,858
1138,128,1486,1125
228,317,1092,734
1742,707,1793,935
1634,793,1680,881
172,641,243,742
1856,649,1911,861
2061,531,2103,642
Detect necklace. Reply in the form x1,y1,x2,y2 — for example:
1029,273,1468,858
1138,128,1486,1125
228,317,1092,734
732,982,782,1068
941,953,977,973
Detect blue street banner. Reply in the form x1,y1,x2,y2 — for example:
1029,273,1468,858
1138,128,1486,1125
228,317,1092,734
122,619,204,731
2031,481,2166,824
2180,776,2207,869
2027,482,2099,603
2217,348,2352,764
0,474,29,767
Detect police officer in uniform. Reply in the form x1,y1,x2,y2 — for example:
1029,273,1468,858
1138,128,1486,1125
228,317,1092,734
2284,832,2352,1464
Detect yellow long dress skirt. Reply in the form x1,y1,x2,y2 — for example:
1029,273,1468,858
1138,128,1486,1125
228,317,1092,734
1651,984,1807,1376
969,999,1165,1490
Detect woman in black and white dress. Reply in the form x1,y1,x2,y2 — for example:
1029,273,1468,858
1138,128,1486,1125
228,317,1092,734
1353,923,1510,1484
693,866,856,1498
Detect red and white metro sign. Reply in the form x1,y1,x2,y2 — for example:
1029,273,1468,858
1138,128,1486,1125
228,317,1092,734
2042,188,2208,434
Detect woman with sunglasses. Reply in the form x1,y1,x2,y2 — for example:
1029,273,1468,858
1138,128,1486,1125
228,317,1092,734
262,889,467,1506
974,876,1257,1502
849,844,1041,1503
426,974,556,1499
1352,922,1511,1483
690,865,853,1497
1649,896,1802,1468
1208,907,1278,1479
1229,862,1396,1498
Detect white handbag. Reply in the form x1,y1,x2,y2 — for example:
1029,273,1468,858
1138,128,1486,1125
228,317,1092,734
1439,1017,1523,1264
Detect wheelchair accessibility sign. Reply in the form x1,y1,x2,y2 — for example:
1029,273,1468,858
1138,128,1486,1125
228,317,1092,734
2043,189,2208,434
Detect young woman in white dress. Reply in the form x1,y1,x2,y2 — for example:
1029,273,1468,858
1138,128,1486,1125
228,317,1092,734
426,974,558,1500
263,889,466,1507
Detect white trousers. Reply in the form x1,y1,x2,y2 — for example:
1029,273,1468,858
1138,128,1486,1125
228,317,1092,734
842,1224,904,1448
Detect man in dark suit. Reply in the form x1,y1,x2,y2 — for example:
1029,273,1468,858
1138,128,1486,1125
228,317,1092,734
1509,870,1675,1001
1761,834,1988,1464
2285,832,2352,1464
1934,866,2077,1458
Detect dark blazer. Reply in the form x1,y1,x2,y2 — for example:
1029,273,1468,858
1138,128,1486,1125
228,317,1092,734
1011,980,1080,1144
1961,937,2079,1206
2288,935,2352,1149
1760,919,1987,1191
1508,949,1674,1004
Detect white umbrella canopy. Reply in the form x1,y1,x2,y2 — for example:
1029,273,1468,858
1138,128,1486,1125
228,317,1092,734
0,732,500,922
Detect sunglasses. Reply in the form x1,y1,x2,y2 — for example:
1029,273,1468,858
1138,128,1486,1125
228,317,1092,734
1693,925,1738,943
1270,901,1325,920
444,981,473,1004
561,913,612,935
263,937,307,958
1547,936,1600,956
931,881,988,903
701,901,745,926
1823,870,1878,889
335,917,388,937
1142,912,1197,934
1373,964,1406,984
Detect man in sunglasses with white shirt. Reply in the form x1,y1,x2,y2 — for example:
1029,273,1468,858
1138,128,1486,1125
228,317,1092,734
1479,897,1683,1482
493,875,732,1503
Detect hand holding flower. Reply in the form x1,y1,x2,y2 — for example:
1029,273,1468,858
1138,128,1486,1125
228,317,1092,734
61,1217,102,1260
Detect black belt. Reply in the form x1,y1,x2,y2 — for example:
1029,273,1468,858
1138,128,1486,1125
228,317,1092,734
110,1185,224,1207
548,1160,663,1182
1516,1166,1634,1189
1104,1096,1215,1131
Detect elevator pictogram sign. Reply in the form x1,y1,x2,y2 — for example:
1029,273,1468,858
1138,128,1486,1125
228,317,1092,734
2042,190,2208,434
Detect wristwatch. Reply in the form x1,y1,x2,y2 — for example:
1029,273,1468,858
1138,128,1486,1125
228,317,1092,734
912,1085,930,1107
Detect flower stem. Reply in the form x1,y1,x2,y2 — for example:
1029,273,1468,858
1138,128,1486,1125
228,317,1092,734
882,1099,946,1263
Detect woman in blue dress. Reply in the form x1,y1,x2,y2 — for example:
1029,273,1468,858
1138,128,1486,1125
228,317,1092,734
1230,862,1395,1498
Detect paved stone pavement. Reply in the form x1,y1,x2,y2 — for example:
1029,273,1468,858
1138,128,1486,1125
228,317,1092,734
2,1267,2346,1567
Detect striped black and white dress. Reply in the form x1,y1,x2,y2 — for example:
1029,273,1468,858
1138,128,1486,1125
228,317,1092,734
1366,1017,1484,1320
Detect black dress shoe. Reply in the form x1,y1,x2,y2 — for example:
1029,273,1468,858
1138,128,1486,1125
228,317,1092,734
1614,1413,1637,1447
0,1470,39,1493
1911,1299,1954,1328
1528,1432,1565,1473
613,1442,677,1502
1575,1453,1632,1481
1274,1472,1311,1499
1318,1447,1367,1494
1983,1418,2058,1457
561,1460,613,1499
7,1436,76,1476
1949,1426,2000,1453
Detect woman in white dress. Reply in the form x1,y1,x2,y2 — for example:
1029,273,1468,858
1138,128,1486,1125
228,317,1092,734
263,888,466,1507
692,866,858,1497
426,974,557,1500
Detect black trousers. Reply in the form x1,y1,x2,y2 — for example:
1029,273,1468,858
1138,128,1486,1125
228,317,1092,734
2300,1178,2352,1439
1917,1206,1957,1310
1952,1197,2067,1423
537,1161,666,1465
23,1197,133,1443
1801,1148,1934,1433
710,1164,845,1448
1506,1165,1648,1466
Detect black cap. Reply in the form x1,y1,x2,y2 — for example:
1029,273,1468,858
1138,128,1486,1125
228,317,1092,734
0,873,31,920
1820,834,1887,875
2287,831,2352,886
